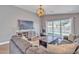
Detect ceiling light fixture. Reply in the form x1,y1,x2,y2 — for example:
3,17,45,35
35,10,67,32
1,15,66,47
36,5,45,17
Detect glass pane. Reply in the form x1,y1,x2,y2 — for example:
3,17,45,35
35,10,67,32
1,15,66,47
53,20,61,36
61,19,71,36
47,21,53,35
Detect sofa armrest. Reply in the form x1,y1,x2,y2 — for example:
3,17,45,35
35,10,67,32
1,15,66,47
73,45,79,54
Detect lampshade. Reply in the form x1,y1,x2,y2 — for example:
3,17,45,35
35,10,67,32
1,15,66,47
36,5,45,17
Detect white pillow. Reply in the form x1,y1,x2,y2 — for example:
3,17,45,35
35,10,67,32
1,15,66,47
68,34,75,42
21,36,28,41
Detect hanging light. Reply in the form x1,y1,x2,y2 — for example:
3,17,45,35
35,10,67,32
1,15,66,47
36,5,45,17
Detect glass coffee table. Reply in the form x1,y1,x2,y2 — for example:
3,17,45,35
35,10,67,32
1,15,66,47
39,35,63,48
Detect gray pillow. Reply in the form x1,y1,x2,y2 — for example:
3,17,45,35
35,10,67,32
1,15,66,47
73,38,79,45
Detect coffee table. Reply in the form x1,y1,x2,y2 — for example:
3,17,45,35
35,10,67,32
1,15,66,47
39,35,63,48
39,38,47,48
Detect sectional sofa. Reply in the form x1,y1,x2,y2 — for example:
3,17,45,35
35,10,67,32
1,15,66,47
10,35,79,54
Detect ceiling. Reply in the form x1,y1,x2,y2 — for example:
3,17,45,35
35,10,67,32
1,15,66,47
15,5,79,15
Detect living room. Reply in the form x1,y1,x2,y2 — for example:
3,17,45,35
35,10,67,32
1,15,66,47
0,5,79,54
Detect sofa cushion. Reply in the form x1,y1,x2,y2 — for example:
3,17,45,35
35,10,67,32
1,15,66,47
73,38,79,45
26,46,50,54
68,34,75,42
47,44,78,54
11,36,32,53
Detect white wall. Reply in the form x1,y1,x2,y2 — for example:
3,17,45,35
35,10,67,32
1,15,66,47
0,5,40,42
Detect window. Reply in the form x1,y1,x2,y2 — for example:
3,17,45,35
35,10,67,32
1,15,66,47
46,19,72,36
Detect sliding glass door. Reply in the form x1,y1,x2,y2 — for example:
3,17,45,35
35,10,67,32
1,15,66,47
53,20,61,37
46,19,72,43
61,19,72,36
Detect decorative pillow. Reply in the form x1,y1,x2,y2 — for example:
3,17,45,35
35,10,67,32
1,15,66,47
73,38,79,44
21,35,28,41
31,36,39,41
47,44,78,54
30,40,39,47
68,34,75,42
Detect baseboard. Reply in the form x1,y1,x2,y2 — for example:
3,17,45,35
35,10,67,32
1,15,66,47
0,41,9,45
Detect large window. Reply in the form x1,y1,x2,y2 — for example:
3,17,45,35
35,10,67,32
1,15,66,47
46,19,72,36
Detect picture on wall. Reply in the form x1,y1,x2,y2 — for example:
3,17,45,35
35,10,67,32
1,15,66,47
18,20,34,30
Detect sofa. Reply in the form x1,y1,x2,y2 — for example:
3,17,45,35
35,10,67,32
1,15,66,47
10,35,50,54
10,35,79,54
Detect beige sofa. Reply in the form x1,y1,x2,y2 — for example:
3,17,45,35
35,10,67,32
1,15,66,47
60,34,79,44
10,35,79,54
47,44,78,54
10,35,49,54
